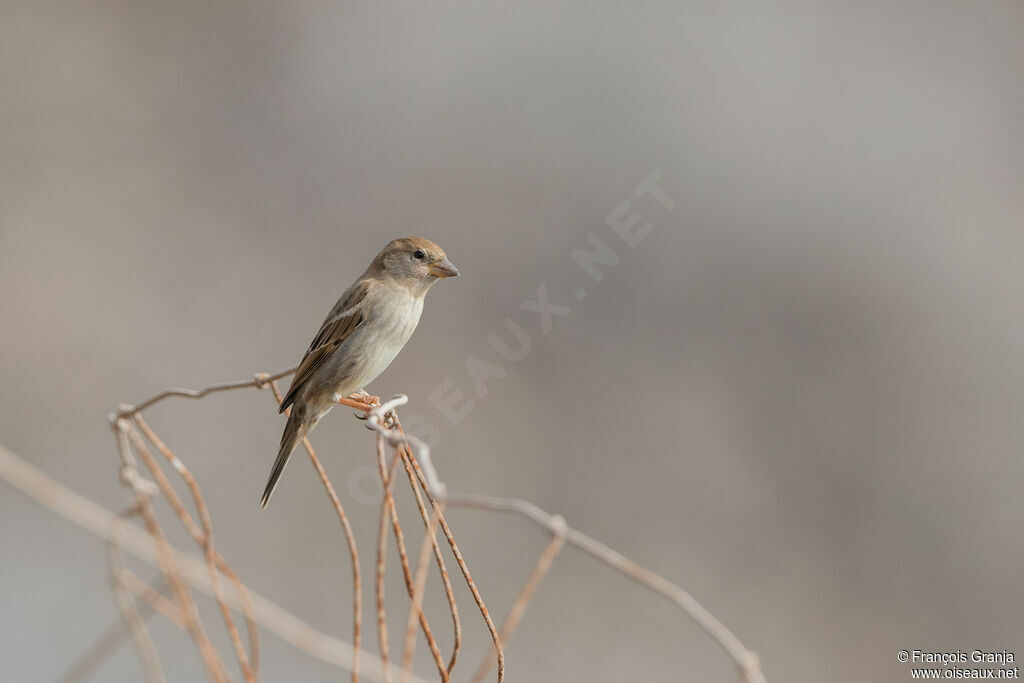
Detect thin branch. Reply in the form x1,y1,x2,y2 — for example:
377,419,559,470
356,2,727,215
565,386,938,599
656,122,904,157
376,443,450,682
374,442,402,683
0,443,428,683
391,429,461,675
9,360,769,683
400,505,442,683
364,394,764,683
469,528,566,683
122,419,259,674
114,421,231,683
56,568,168,683
117,572,185,629
443,493,766,683
267,380,362,683
129,418,257,682
114,368,297,418
102,508,168,683
401,446,504,683
364,402,503,683
365,396,444,498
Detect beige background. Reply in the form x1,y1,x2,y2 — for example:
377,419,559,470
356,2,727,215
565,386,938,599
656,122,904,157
2,1,1023,681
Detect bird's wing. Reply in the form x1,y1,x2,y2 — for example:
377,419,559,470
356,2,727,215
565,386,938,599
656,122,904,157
278,279,372,413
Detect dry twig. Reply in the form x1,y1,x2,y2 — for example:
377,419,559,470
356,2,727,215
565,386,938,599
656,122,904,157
366,400,504,681
0,443,424,683
469,526,567,683
103,508,168,683
266,379,362,683
374,443,402,683
113,421,231,683
443,493,766,683
373,437,450,682
400,505,443,683
2,364,767,683
129,417,257,682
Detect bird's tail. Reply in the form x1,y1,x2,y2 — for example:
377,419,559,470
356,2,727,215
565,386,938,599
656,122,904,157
260,409,310,508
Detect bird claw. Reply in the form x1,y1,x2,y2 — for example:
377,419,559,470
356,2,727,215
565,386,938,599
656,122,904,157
337,392,382,418
353,391,382,407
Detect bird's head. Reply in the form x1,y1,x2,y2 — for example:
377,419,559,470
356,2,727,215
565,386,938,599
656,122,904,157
371,237,459,293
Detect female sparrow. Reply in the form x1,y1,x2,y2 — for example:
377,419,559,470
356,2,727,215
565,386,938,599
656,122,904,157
261,236,459,507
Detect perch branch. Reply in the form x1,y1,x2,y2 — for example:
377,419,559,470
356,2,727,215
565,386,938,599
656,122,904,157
364,399,503,683
392,435,461,675
374,442,402,683
10,361,767,683
266,379,362,683
114,367,297,418
376,444,450,682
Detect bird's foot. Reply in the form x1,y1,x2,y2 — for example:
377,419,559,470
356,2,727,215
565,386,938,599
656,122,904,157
337,392,381,418
351,390,381,407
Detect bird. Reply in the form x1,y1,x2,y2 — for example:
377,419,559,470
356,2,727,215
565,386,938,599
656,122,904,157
260,236,459,508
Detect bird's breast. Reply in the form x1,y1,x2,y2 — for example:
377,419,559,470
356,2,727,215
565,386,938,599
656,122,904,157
347,295,423,390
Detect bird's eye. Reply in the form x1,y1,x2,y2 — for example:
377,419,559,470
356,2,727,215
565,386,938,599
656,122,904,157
413,250,425,260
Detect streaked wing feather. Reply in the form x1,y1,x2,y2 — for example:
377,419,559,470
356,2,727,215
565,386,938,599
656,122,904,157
279,280,371,413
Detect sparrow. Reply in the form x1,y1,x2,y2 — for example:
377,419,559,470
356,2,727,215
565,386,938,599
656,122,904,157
260,237,459,508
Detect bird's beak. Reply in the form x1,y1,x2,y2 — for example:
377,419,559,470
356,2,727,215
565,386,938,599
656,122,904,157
429,257,460,278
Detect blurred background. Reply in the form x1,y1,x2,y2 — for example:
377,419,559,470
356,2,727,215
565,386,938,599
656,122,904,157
2,1,1022,681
